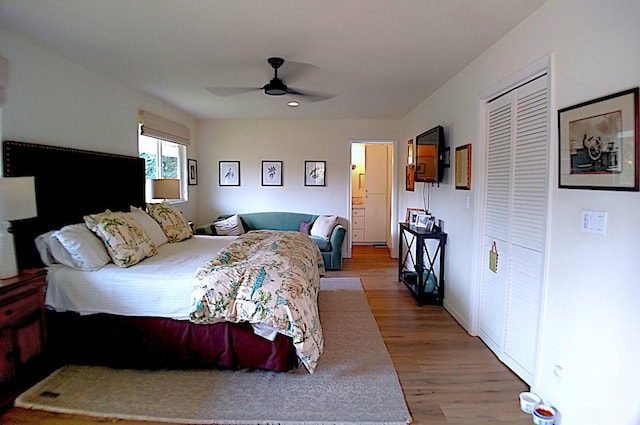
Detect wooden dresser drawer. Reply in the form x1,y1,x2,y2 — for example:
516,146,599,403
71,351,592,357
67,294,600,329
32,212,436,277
352,208,365,217
352,230,364,241
0,290,42,327
0,268,47,390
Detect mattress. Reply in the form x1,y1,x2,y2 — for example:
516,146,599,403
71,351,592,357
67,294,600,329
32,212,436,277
45,235,237,320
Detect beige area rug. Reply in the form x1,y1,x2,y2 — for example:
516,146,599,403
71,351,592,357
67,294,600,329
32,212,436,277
16,277,412,425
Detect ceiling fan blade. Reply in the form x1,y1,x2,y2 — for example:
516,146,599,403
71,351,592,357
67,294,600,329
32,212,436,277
205,86,261,97
278,61,319,85
287,87,335,103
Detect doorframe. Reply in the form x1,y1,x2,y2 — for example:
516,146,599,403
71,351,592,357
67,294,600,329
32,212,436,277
469,54,553,387
470,54,552,337
347,140,398,259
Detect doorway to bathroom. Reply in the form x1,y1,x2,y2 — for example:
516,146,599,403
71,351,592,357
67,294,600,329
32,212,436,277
349,140,395,258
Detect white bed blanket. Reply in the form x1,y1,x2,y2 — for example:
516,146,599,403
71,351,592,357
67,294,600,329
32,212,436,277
45,235,237,320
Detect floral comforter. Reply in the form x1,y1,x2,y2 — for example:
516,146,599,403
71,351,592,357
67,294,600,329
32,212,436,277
189,230,325,372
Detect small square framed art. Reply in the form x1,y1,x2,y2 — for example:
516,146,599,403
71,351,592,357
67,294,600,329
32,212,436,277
262,161,283,186
219,161,240,186
304,160,326,186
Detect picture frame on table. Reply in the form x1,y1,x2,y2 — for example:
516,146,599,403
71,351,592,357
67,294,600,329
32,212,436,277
558,87,639,191
405,207,426,224
414,213,430,229
219,161,240,186
187,159,198,185
304,160,326,186
262,160,283,186
425,216,436,232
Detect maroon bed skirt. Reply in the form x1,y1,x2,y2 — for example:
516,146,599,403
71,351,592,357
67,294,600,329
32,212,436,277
46,311,298,372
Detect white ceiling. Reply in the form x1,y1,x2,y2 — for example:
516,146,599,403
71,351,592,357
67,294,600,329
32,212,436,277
0,0,547,120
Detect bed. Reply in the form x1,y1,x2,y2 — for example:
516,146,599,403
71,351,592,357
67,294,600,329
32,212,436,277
3,140,325,373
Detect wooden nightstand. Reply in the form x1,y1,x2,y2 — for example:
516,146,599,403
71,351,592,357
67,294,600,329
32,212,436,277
0,268,48,399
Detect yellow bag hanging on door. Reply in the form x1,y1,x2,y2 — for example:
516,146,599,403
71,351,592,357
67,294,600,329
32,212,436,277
489,241,498,273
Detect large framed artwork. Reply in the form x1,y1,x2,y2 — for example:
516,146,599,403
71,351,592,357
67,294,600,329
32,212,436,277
262,160,283,186
558,87,639,191
219,161,240,186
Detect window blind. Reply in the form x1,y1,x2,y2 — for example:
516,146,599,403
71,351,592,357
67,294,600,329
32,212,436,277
139,110,190,146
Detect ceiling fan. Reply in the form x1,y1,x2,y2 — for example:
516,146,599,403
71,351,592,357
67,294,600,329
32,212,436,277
206,57,334,103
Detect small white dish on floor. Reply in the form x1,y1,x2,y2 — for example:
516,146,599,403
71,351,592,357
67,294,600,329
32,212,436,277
519,391,542,413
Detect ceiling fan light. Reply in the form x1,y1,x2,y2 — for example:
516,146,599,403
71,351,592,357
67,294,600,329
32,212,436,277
287,100,300,107
263,79,287,96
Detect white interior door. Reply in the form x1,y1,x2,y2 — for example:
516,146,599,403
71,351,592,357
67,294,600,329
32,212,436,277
364,145,388,243
478,75,549,384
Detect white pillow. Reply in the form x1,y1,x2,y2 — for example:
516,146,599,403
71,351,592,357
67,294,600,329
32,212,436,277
53,223,111,271
310,215,338,240
34,230,59,266
214,214,245,236
128,206,168,247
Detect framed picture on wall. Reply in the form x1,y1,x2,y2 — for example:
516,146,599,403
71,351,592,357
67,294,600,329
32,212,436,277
304,160,326,186
262,160,283,186
219,161,240,186
455,144,471,190
558,87,639,191
406,164,415,191
187,159,198,185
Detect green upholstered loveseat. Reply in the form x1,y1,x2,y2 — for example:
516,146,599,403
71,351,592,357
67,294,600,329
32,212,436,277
194,212,346,270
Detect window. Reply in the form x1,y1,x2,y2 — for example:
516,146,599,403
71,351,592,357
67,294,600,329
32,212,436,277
137,110,191,203
138,129,187,202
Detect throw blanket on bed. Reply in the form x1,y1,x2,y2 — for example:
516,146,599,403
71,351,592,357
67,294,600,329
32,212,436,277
190,230,326,372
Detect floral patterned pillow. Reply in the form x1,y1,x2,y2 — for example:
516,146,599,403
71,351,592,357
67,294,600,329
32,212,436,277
146,203,193,243
83,210,157,268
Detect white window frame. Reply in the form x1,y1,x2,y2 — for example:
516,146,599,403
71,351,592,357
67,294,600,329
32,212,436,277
138,128,187,203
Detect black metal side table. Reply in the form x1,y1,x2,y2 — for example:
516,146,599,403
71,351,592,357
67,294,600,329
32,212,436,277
398,222,447,306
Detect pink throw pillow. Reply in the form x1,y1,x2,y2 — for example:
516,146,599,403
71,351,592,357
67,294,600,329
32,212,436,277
299,221,313,235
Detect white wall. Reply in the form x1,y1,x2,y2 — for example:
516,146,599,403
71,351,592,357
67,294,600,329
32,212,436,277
399,0,640,424
195,119,399,245
0,27,199,221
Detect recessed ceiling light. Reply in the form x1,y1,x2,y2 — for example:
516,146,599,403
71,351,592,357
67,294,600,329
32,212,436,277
287,100,300,107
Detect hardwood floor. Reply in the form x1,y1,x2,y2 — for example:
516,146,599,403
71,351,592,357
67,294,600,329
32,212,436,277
331,246,531,424
0,246,531,424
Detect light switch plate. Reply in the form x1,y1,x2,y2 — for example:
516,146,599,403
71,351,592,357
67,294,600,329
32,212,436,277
581,210,607,235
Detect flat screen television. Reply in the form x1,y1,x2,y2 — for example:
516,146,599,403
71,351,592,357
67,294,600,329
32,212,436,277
415,125,445,183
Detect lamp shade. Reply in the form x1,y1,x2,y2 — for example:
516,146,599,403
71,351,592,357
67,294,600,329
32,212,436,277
0,176,37,221
0,176,37,279
151,178,180,200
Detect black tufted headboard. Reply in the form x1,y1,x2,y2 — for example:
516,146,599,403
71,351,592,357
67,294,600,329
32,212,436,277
2,140,145,269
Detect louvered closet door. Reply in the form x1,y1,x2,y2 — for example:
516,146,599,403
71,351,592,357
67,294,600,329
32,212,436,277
479,76,549,384
479,93,512,355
